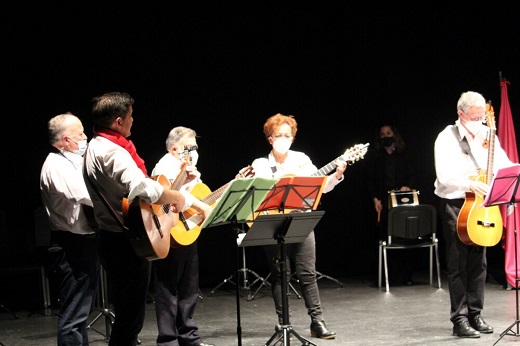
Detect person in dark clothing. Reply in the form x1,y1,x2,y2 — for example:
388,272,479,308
366,123,418,285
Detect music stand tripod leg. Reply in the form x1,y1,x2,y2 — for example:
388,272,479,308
87,266,114,340
209,273,236,295
251,272,271,300
210,246,270,300
239,247,273,301
0,303,19,319
252,271,302,301
316,270,344,287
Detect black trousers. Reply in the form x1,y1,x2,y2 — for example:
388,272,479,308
50,231,101,346
264,230,324,324
96,230,151,346
154,242,201,346
438,198,486,324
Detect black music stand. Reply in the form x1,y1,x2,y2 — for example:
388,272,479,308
243,212,323,346
245,176,326,346
201,176,278,346
485,164,520,345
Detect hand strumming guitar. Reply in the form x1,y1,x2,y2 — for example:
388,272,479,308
190,199,212,221
469,180,489,197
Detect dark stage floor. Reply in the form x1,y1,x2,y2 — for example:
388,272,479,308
1,270,519,346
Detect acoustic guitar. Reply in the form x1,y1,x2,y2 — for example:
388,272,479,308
252,143,370,219
457,102,503,246
120,147,190,259
170,165,255,246
121,174,175,260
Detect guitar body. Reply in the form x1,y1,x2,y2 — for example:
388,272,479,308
121,174,173,260
458,176,503,246
466,202,503,246
456,191,475,245
170,183,211,247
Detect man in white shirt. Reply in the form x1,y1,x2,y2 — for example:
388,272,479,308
434,91,514,338
40,112,100,345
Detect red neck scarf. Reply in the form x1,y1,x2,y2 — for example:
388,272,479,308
94,126,148,177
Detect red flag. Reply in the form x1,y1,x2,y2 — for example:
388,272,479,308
497,79,518,162
496,77,519,288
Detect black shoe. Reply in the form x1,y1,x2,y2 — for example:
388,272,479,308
310,320,336,339
470,315,494,334
453,320,480,338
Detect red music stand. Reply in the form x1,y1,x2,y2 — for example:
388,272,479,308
255,175,326,213
483,164,520,345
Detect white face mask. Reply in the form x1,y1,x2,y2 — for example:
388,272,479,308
272,137,292,154
189,150,199,166
69,138,88,156
463,120,483,136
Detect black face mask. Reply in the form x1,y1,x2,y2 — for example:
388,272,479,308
381,137,395,148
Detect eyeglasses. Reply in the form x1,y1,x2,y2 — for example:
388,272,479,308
271,134,293,139
462,111,487,122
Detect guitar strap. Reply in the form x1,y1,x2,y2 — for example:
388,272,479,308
451,125,481,171
82,148,129,231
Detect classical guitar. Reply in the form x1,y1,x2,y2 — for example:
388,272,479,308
120,147,190,259
121,174,175,260
254,143,370,217
170,166,255,246
457,102,503,246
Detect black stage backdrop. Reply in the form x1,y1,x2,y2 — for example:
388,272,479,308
2,4,519,287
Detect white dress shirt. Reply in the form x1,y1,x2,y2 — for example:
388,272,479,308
251,150,343,194
84,135,165,232
434,119,513,199
40,150,94,235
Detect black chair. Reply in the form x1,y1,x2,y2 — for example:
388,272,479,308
378,204,441,292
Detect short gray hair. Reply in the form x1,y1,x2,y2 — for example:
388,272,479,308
165,126,196,151
47,112,76,145
457,91,486,113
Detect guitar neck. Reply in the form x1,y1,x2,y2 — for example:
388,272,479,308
310,144,369,177
194,166,254,207
201,182,230,206
170,162,188,191
312,157,340,177
486,128,496,185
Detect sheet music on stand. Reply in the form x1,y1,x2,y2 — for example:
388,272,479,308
239,175,327,248
200,177,278,230
483,164,520,207
255,175,327,212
